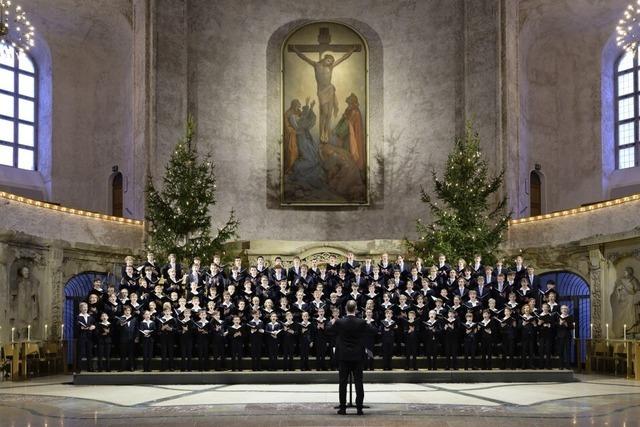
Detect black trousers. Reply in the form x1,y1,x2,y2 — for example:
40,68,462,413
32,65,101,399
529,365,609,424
538,335,553,369
160,334,174,370
97,337,111,371
180,335,193,371
142,337,154,371
480,339,493,369
315,339,327,370
463,338,476,370
501,337,516,369
77,335,93,372
556,336,571,369
250,336,262,371
230,341,243,371
338,360,364,410
197,335,209,371
119,339,135,371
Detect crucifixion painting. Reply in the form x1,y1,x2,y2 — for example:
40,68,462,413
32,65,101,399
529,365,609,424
282,23,368,206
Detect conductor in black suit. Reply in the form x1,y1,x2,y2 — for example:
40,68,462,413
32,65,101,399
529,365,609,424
328,299,367,415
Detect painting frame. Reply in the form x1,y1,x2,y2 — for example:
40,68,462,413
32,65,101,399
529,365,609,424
280,21,370,207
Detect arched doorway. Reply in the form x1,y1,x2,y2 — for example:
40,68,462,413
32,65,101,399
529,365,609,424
63,272,109,363
111,172,123,216
530,170,542,216
538,270,590,365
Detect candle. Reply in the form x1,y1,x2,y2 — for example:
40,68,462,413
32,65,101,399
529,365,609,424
606,323,609,341
624,324,627,341
572,328,576,340
590,323,593,339
11,327,15,342
27,325,31,341
44,324,48,340
61,324,64,341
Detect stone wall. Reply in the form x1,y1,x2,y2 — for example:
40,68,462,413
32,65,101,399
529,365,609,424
0,0,135,217
518,0,639,215
151,0,509,241
0,195,143,343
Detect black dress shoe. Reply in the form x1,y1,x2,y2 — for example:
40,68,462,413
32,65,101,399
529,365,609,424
337,409,346,415
357,409,364,416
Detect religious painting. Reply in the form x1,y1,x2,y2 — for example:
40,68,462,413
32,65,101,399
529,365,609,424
281,22,368,206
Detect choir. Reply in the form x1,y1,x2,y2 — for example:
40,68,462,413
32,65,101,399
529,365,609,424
74,252,575,373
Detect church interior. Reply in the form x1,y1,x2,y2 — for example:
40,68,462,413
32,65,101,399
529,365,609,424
1,0,640,426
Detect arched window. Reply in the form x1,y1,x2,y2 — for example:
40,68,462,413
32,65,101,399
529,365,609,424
615,49,640,169
111,172,123,216
0,46,37,170
530,170,542,216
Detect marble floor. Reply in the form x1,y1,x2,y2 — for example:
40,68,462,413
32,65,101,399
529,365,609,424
0,374,639,426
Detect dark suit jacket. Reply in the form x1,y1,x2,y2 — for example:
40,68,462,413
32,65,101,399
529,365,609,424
329,315,368,362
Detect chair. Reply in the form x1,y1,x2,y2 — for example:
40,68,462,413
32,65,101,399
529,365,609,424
590,340,614,373
24,342,41,377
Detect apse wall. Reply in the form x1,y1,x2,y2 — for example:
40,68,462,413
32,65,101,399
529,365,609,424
153,0,505,241
518,0,636,214
0,0,134,215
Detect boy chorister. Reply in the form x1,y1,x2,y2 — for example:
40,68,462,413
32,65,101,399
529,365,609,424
443,310,460,371
76,302,95,373
96,312,112,372
229,315,245,371
537,303,554,369
380,309,397,371
298,312,313,371
313,307,329,371
118,305,138,372
363,309,377,371
210,310,227,371
282,311,298,371
248,310,265,371
195,310,211,371
158,306,177,371
462,312,477,370
265,312,283,371
404,310,419,371
556,305,574,369
499,307,517,369
139,310,156,372
423,310,441,371
178,309,194,371
479,309,497,370
520,305,537,369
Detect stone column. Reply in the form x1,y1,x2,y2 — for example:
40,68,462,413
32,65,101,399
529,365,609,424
0,242,10,342
588,246,606,338
45,246,64,340
132,0,156,236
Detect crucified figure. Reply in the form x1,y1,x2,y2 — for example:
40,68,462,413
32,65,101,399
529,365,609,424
292,46,357,143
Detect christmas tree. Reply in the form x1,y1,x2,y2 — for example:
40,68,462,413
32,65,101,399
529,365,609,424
408,121,511,264
145,117,239,263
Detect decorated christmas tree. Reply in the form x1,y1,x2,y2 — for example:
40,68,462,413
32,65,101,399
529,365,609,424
145,117,239,263
408,121,511,264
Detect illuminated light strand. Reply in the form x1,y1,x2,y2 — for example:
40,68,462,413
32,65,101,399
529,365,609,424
0,190,143,226
616,1,640,53
510,193,640,225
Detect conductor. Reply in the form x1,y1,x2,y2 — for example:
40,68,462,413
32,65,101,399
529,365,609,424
328,299,367,415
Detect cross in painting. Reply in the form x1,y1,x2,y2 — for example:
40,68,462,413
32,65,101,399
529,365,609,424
288,27,362,143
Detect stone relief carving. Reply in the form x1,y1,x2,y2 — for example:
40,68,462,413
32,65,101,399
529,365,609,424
9,264,40,339
589,249,603,338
